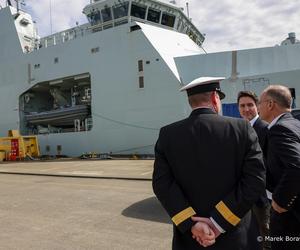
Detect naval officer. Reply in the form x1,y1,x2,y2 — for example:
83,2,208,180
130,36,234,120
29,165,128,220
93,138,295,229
152,77,265,249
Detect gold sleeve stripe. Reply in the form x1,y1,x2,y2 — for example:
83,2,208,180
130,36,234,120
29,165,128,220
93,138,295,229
216,201,240,226
172,207,196,226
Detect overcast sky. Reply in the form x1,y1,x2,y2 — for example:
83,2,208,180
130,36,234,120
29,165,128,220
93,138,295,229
1,0,299,52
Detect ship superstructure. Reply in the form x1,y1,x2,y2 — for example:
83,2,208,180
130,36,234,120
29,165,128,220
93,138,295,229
0,0,204,156
1,0,300,156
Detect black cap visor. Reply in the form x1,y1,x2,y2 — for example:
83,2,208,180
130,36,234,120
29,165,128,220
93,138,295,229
216,90,226,100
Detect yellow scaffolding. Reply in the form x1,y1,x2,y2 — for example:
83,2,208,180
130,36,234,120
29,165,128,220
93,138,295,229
0,130,40,161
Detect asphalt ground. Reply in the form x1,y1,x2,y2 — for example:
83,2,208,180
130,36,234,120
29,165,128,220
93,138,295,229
0,160,172,250
0,160,153,180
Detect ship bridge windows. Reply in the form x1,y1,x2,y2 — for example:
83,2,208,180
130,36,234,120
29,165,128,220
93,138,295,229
113,2,129,19
101,7,113,29
161,12,175,28
130,3,146,19
113,1,129,26
147,8,161,23
180,22,187,33
187,29,197,42
88,9,101,25
101,7,112,22
177,19,182,30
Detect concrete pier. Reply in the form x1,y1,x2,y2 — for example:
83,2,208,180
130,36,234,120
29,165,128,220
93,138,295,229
0,160,172,250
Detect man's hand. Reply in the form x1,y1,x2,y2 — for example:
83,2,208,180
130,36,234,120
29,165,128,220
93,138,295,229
191,217,221,247
192,217,221,238
191,221,215,247
272,200,288,213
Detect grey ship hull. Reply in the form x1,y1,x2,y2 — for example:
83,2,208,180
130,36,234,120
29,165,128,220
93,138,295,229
1,2,300,156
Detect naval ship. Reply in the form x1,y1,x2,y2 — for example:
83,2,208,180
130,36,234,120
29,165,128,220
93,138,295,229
0,0,300,156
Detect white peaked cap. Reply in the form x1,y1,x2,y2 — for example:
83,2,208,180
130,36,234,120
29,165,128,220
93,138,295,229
180,76,226,99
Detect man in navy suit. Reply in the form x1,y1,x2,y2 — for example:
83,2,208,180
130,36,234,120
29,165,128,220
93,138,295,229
238,91,268,149
258,85,300,250
237,91,270,249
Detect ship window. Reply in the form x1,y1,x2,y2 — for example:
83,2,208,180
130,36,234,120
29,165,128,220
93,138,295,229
186,29,192,37
56,145,62,155
20,18,30,26
131,3,146,19
177,19,182,30
54,57,59,63
45,145,50,152
161,13,175,27
91,47,100,53
88,10,101,25
101,7,112,22
94,10,101,23
147,8,161,23
180,23,187,32
139,76,144,88
188,31,197,42
113,2,129,19
138,60,143,72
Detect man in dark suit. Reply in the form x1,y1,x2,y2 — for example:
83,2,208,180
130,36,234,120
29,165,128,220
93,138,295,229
152,77,266,249
238,91,268,148
237,91,270,249
258,85,300,250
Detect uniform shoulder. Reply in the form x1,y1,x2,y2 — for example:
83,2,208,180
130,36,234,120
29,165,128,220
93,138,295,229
160,115,248,133
208,116,251,134
160,118,189,131
219,115,248,126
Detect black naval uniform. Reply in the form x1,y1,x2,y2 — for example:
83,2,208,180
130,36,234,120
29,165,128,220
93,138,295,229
266,113,300,250
153,108,266,250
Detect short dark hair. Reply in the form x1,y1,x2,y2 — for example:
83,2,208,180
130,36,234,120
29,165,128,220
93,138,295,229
237,91,258,104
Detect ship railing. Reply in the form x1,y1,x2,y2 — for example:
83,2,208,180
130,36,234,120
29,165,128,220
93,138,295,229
86,16,129,33
37,23,92,49
37,16,129,50
35,15,203,50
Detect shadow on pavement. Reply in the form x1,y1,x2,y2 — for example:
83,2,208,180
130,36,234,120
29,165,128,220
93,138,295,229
122,196,171,224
